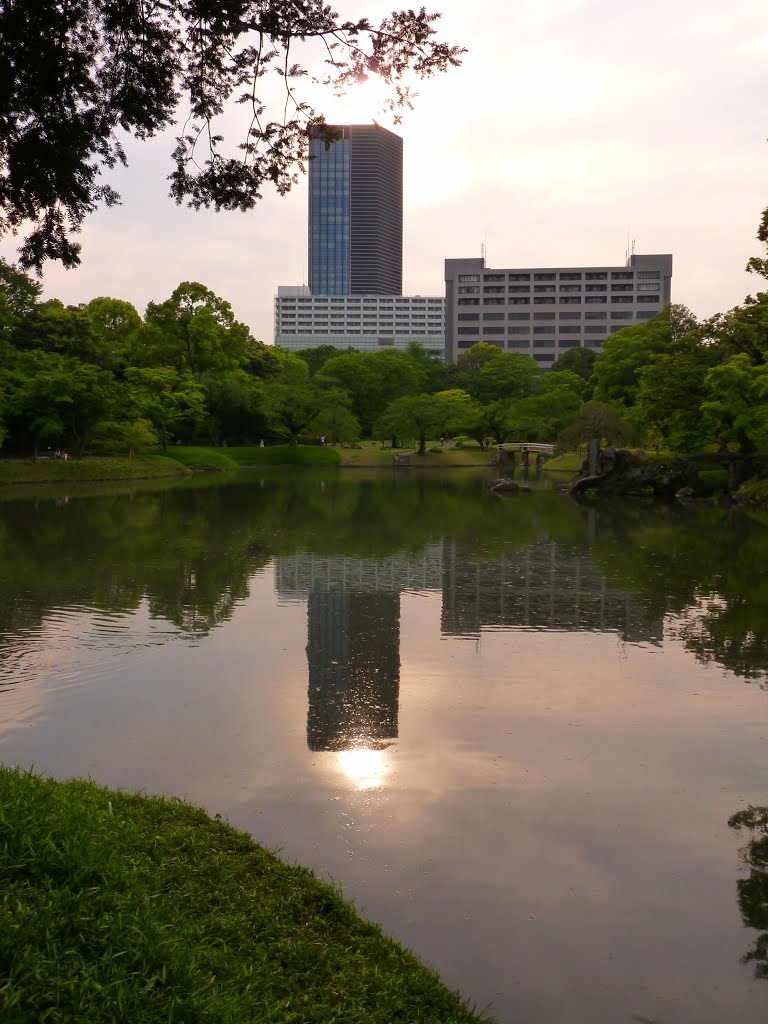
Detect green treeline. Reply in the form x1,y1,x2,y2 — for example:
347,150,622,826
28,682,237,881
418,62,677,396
1,259,767,463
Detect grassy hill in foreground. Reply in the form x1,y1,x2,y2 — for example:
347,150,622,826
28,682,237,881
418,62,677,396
0,766,490,1024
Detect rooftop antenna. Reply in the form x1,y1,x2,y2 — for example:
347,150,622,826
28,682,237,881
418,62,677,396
625,225,630,266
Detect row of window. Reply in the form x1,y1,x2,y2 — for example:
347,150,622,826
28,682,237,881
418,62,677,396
457,270,659,283
459,283,659,295
458,295,660,307
280,329,443,336
278,299,443,306
457,310,636,321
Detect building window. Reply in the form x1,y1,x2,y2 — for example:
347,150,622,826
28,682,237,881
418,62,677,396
637,310,655,318
611,284,633,292
611,271,634,280
559,312,581,320
611,311,633,320
586,311,608,320
585,325,606,333
533,340,554,348
560,297,582,304
585,272,607,281
483,312,505,320
559,326,581,334
585,296,607,304
457,327,480,335
458,286,479,294
534,297,555,304
484,274,505,282
638,282,660,292
483,298,505,305
508,339,530,348
560,285,582,293
534,312,556,320
637,295,660,303
533,354,553,362
458,298,480,306
534,273,556,281
533,326,555,335
510,298,530,305
638,271,660,280
458,274,480,282
558,339,581,348
509,286,530,293
484,327,505,335
585,284,607,293
560,272,582,280
508,327,529,334
509,273,531,281
534,285,556,293
611,296,633,304
483,286,505,294
458,313,480,321
509,312,531,320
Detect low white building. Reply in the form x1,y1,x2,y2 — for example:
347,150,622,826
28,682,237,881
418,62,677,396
274,286,445,357
444,253,673,365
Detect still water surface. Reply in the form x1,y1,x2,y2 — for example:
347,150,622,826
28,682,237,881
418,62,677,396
1,470,768,1023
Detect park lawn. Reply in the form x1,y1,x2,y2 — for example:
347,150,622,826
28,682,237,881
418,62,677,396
164,445,342,468
540,452,583,473
339,444,493,467
0,455,190,484
0,766,490,1024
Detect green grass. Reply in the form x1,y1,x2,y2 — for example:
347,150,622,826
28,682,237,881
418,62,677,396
0,766,490,1024
339,442,492,468
0,455,190,484
540,452,583,473
164,445,341,468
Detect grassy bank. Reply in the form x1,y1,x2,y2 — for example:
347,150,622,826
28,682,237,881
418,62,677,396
0,455,190,485
0,767,489,1024
164,444,342,469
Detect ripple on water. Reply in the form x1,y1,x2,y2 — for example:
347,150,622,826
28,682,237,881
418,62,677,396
0,601,188,732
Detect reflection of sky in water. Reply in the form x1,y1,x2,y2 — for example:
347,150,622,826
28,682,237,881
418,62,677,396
1,485,768,1024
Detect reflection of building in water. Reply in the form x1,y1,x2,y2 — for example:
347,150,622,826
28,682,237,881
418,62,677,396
441,539,663,643
276,548,442,752
306,592,400,751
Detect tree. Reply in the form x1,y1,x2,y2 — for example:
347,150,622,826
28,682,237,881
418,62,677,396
728,805,768,980
125,367,206,449
297,345,357,376
558,401,635,452
707,293,768,366
317,350,423,434
0,349,118,454
702,354,768,452
0,3,463,269
591,313,676,408
635,352,715,451
373,394,443,455
550,347,598,381
475,352,538,404
309,405,361,445
141,283,255,373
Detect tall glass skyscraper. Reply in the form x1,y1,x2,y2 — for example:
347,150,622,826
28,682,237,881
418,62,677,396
308,124,403,296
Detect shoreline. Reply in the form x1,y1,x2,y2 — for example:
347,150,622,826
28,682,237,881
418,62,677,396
1,765,489,1023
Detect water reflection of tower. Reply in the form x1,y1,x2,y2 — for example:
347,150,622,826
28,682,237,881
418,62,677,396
306,591,399,751
275,548,443,752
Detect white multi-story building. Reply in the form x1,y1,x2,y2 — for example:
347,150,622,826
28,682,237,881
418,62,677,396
274,286,445,357
444,253,672,365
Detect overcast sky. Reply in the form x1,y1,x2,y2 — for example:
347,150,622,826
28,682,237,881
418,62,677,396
4,0,767,343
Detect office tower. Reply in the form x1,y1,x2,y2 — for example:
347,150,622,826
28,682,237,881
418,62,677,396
444,253,673,365
308,124,403,296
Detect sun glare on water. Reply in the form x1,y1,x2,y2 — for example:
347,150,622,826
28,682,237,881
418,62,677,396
337,748,390,790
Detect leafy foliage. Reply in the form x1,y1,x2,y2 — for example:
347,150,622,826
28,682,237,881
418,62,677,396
0,2,463,269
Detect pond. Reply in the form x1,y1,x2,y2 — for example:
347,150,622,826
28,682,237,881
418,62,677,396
1,469,768,1024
